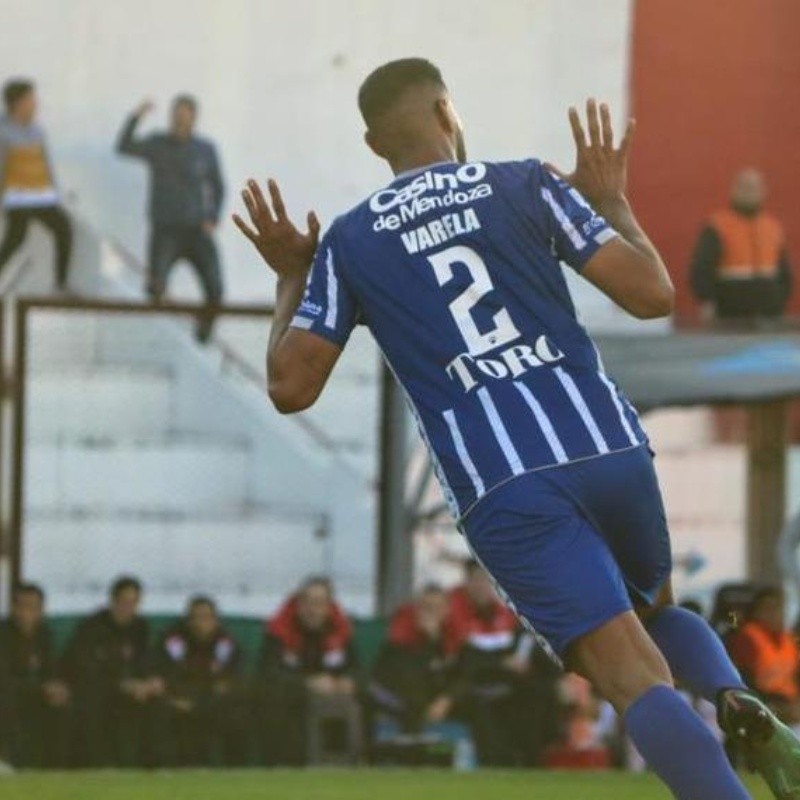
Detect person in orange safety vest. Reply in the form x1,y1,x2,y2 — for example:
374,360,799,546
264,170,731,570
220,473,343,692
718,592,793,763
690,169,793,321
728,587,800,724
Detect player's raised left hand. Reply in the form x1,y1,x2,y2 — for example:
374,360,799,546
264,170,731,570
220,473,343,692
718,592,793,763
234,179,321,278
546,98,635,208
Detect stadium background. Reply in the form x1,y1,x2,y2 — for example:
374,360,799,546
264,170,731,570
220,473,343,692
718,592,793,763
0,0,797,794
3,0,798,315
0,0,797,643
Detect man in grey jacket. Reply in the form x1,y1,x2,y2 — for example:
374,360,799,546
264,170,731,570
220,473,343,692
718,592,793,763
117,95,225,341
0,79,72,290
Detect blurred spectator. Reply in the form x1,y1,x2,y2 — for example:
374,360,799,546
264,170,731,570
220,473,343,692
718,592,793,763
259,576,359,765
542,674,613,769
63,576,163,766
729,587,800,725
0,79,72,291
690,169,792,322
451,560,559,766
116,94,225,341
0,583,70,767
371,584,466,739
155,596,249,766
679,598,705,617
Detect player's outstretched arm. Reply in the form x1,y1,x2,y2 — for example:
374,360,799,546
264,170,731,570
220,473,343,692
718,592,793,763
234,179,342,413
548,99,674,320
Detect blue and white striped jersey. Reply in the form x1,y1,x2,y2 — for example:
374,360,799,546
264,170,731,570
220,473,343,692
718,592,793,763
290,159,647,519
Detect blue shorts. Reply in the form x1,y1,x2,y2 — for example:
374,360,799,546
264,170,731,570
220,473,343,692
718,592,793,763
461,444,672,660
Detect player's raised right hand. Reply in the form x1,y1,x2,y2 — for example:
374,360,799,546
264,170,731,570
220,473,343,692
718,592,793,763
234,179,321,279
546,98,635,208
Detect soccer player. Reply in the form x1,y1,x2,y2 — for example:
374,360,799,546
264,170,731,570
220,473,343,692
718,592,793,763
234,59,800,798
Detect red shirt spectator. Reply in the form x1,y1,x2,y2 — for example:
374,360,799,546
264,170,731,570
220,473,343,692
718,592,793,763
371,585,463,731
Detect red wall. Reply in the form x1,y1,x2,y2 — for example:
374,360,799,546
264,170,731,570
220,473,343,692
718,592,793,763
629,0,800,320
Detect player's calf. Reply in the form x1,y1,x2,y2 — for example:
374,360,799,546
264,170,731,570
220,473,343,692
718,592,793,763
567,609,671,713
640,581,746,702
569,610,750,800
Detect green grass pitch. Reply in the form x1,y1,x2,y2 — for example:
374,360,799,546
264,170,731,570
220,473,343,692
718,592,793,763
0,769,771,800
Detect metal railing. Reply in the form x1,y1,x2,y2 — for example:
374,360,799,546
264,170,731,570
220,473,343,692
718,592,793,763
6,295,277,594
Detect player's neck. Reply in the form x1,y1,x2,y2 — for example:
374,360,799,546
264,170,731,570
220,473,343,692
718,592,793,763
390,145,456,177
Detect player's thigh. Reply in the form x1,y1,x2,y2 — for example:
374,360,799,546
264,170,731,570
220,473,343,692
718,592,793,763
575,446,672,605
462,476,633,660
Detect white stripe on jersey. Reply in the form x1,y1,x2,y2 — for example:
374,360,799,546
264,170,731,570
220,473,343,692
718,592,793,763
597,371,640,447
377,351,460,517
541,188,586,250
513,382,569,463
290,315,314,330
324,248,338,329
554,367,610,454
442,409,486,498
595,228,618,245
476,387,525,475
592,341,641,447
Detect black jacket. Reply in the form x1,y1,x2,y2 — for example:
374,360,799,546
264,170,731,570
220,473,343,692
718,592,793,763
62,610,151,691
0,619,58,690
371,637,463,728
259,630,358,693
156,623,241,699
117,114,225,227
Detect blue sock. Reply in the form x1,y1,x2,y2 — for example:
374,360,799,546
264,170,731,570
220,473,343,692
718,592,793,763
626,686,750,800
646,606,745,702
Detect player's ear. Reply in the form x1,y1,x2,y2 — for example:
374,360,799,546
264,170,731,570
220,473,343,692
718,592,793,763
364,129,385,159
433,98,453,134
434,97,459,135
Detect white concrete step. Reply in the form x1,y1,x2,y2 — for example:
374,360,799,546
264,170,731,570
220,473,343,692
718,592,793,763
23,510,330,615
27,313,102,369
27,366,174,439
26,435,251,514
302,381,378,452
27,310,182,370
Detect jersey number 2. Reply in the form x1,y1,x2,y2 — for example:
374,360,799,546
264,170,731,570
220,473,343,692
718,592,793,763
427,245,521,356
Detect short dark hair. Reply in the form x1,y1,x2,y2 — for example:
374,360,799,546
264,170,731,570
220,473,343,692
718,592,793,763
173,93,198,113
358,58,445,128
13,582,44,603
110,575,142,599
3,79,34,112
188,594,217,614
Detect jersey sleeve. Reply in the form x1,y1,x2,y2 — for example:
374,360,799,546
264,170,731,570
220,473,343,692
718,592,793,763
534,163,618,271
289,228,359,348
